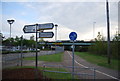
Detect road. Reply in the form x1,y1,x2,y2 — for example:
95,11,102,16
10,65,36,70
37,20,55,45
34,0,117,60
2,51,59,61
2,51,59,68
62,51,119,80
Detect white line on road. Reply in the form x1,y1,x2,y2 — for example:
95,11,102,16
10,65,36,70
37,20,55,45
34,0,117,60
67,51,119,80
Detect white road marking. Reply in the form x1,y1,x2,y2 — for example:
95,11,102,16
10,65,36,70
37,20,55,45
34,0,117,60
67,51,119,80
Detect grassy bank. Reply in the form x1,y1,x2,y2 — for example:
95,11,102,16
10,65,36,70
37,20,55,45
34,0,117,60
23,52,63,62
75,52,119,70
4,66,73,79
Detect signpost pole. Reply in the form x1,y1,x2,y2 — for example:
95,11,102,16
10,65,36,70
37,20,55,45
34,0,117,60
35,24,38,79
23,23,54,79
72,40,75,79
69,32,77,79
35,24,38,68
20,35,23,67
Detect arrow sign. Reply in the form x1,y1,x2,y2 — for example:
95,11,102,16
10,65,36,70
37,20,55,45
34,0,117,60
39,32,54,38
37,23,54,30
23,25,36,33
23,23,54,33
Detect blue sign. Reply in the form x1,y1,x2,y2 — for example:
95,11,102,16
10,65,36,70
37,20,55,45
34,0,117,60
69,32,77,41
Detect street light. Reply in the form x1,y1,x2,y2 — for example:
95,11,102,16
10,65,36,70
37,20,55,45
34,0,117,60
93,22,96,40
7,19,15,38
55,24,58,41
55,24,58,53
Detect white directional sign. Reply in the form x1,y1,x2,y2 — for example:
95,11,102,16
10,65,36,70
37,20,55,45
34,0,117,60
38,23,54,30
39,32,54,38
23,23,54,33
23,25,36,33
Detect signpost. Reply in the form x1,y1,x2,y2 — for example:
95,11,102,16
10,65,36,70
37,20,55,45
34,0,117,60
39,32,54,38
69,32,77,79
37,23,54,30
23,23,54,79
23,23,54,33
23,25,36,33
20,35,23,67
23,23,54,69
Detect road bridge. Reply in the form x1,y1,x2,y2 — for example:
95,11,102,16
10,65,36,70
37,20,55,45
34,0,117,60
39,41,95,46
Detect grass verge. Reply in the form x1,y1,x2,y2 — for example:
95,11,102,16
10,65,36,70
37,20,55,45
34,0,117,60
4,66,73,79
23,52,63,62
75,52,119,70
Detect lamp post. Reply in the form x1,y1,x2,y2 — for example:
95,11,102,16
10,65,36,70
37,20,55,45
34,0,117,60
7,19,15,38
55,24,58,41
7,19,15,65
55,24,58,53
93,22,96,40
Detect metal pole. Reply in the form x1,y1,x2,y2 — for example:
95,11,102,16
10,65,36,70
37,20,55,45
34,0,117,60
55,24,58,53
55,26,57,41
20,35,23,66
93,22,96,40
35,24,39,79
55,24,58,41
106,0,111,64
10,24,11,38
9,24,12,51
36,24,38,68
72,40,75,79
93,68,96,80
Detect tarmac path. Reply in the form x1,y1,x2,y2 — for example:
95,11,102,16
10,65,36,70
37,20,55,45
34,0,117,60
63,51,119,80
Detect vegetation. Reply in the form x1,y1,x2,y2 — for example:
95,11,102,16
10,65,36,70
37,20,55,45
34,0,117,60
75,52,119,70
4,66,73,79
2,36,36,48
88,32,119,59
24,52,63,62
2,35,52,52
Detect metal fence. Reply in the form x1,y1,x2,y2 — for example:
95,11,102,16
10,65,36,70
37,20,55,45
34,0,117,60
42,64,96,79
2,51,64,69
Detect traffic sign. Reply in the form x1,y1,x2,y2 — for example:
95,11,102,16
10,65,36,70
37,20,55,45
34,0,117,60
23,25,36,33
69,32,77,79
38,23,54,30
23,23,54,70
69,32,77,41
23,23,54,33
39,32,54,38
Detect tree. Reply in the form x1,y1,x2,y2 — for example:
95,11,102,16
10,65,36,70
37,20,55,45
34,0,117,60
30,35,34,40
95,32,105,41
111,32,119,58
89,32,107,55
112,32,120,41
14,36,21,46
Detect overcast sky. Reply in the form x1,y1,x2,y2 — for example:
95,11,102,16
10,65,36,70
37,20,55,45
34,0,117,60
1,0,119,41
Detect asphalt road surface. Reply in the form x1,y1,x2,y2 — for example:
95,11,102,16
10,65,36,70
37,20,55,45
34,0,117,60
2,51,59,68
63,51,119,80
2,51,57,61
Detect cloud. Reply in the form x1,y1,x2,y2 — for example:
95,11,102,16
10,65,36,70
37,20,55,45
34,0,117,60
1,0,119,2
2,2,118,41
